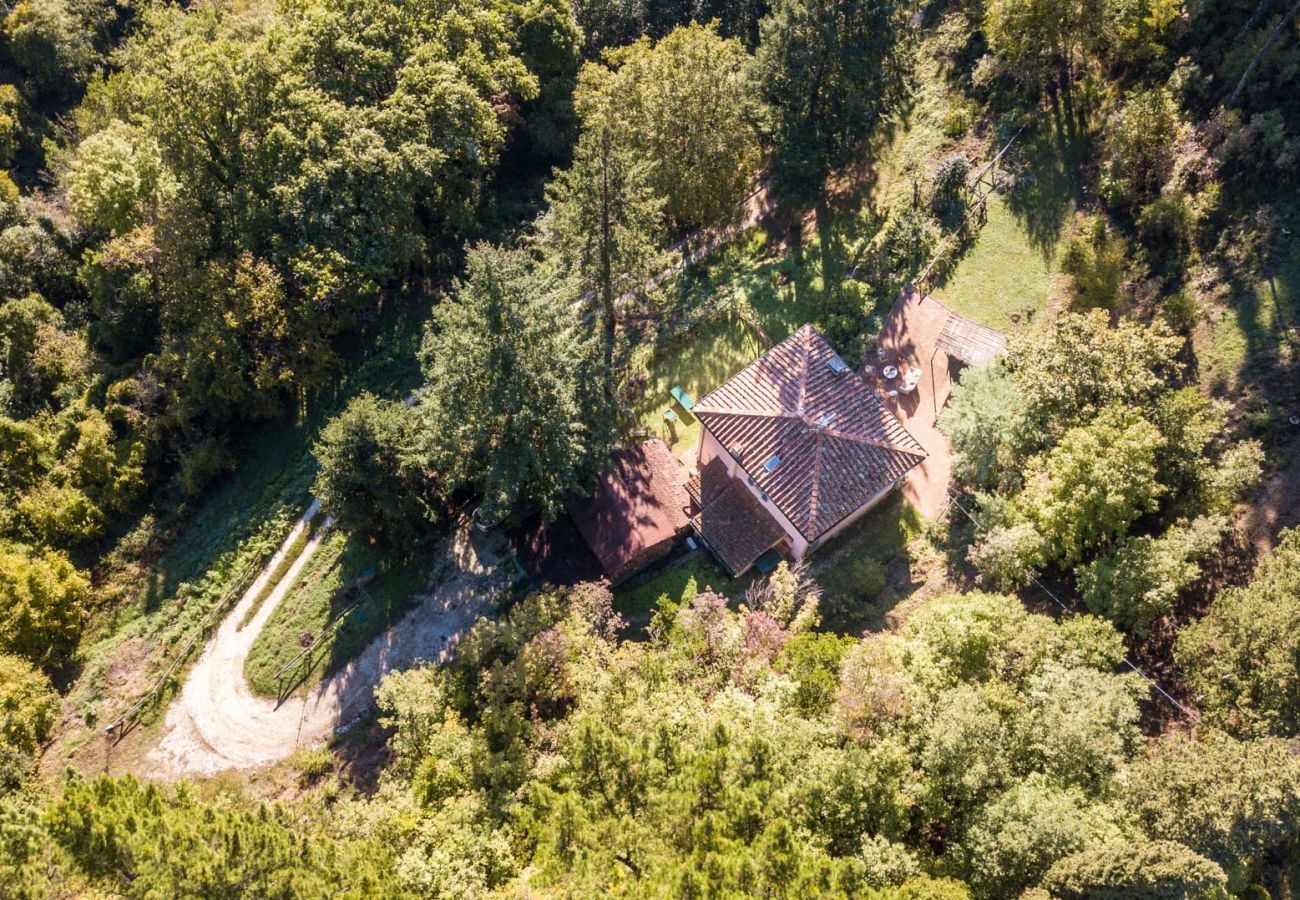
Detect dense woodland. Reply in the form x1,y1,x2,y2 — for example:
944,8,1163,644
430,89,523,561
0,0,1298,895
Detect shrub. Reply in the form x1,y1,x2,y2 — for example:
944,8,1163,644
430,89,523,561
969,522,1047,589
293,746,335,785
1061,216,1128,311
931,154,971,223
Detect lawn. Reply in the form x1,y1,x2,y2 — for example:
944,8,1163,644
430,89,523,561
613,553,740,633
243,531,433,698
934,195,1064,334
633,311,765,453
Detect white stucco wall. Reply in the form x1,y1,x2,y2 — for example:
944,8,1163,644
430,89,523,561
810,478,902,550
699,426,809,559
699,427,908,562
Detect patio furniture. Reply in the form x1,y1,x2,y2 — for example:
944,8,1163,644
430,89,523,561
882,365,899,380
671,385,696,411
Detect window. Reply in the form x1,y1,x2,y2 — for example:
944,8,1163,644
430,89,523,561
763,454,782,473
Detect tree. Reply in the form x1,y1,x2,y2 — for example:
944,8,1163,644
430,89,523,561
1176,527,1300,738
1041,840,1229,899
938,363,1028,492
313,393,435,545
42,773,398,895
576,23,762,230
1008,310,1182,446
3,0,105,103
0,541,88,668
1100,88,1182,211
64,120,170,236
755,0,909,197
0,652,58,790
775,632,856,714
417,244,614,523
516,0,583,160
0,293,88,414
1125,733,1300,890
984,0,1103,101
546,122,665,402
960,776,1097,897
1017,406,1165,566
1078,515,1227,634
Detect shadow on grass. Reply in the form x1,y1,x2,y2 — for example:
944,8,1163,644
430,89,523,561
245,530,435,701
1003,117,1090,263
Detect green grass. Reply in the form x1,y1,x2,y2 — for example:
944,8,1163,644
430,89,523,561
239,510,319,630
613,554,740,632
934,195,1063,333
1195,257,1299,398
243,532,432,698
633,312,765,453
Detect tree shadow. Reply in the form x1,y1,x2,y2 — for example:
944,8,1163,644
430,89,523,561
1003,117,1091,263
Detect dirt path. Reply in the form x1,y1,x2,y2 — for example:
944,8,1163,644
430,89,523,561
146,516,508,780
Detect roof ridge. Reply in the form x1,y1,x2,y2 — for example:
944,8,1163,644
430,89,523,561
808,430,824,528
821,425,928,459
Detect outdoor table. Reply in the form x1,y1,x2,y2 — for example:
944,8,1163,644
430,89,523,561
882,365,899,380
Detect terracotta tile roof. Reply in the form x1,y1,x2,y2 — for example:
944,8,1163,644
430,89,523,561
690,467,788,576
568,439,691,580
694,324,926,541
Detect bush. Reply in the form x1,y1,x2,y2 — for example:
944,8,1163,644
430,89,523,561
1061,216,1128,311
941,99,978,138
1161,290,1200,332
293,746,335,785
1137,192,1196,259
931,154,971,224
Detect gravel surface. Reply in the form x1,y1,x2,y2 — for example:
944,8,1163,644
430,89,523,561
147,512,507,779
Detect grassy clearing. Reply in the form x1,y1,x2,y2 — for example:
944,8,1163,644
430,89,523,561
244,531,432,698
1195,255,1300,399
633,311,765,453
934,195,1064,333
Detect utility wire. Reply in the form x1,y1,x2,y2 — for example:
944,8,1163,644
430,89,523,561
945,489,1202,724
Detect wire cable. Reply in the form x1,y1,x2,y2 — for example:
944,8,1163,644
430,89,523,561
945,489,1201,724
